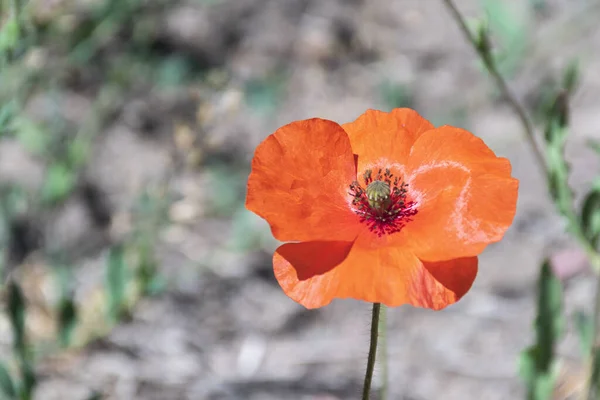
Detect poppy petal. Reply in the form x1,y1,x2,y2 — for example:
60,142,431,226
404,126,519,261
342,108,435,174
274,240,478,310
413,257,478,310
246,118,360,242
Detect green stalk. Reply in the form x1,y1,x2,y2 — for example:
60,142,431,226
379,304,388,400
362,303,381,400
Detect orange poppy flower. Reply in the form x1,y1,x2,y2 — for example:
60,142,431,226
246,108,518,310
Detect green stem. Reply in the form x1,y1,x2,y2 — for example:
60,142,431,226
441,1,600,398
362,303,381,400
379,304,388,400
440,0,547,174
441,2,600,399
583,263,600,400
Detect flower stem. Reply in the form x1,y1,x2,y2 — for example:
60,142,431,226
440,0,547,174
379,304,388,400
362,302,381,400
441,1,600,398
583,257,600,400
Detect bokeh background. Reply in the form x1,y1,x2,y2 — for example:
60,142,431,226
1,0,600,399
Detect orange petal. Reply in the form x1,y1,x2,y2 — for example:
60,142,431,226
246,118,361,242
403,126,519,261
274,240,478,310
342,108,435,174
413,257,478,310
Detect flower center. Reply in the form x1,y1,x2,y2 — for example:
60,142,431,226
349,168,418,237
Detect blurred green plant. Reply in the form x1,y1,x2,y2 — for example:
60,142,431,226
0,184,30,278
85,391,103,400
0,0,192,395
380,81,414,111
0,360,17,399
0,0,27,65
205,164,247,217
228,205,273,251
11,116,49,155
442,1,600,399
244,72,288,117
41,163,77,205
529,0,547,13
135,240,163,296
130,189,171,296
430,106,469,129
54,266,78,348
106,245,130,323
2,280,37,400
66,0,147,65
575,311,594,358
479,0,531,77
518,262,563,400
0,100,19,136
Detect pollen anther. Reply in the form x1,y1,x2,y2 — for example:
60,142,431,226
349,168,417,236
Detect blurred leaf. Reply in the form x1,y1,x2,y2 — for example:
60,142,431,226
244,73,287,116
70,17,119,65
533,81,559,124
19,360,36,400
533,61,578,125
156,56,193,87
107,55,151,88
135,191,155,217
54,266,78,347
546,152,569,214
472,19,492,63
85,391,103,400
575,311,594,358
0,361,16,398
518,346,558,400
0,19,20,53
229,206,268,251
0,101,18,135
133,189,171,233
540,63,581,223
41,163,77,205
6,281,36,399
518,346,537,388
430,107,468,129
589,139,600,156
562,60,580,95
532,367,558,400
544,120,572,217
544,62,578,129
544,118,568,146
580,179,600,246
67,135,91,168
12,117,49,155
519,261,563,400
57,297,77,348
136,245,163,296
380,81,413,110
482,0,519,41
7,280,26,355
205,165,245,216
481,0,529,75
106,245,128,322
536,262,564,348
590,347,600,399
550,92,569,129
0,185,29,217
530,0,547,12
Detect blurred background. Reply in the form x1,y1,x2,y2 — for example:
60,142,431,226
1,0,600,399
